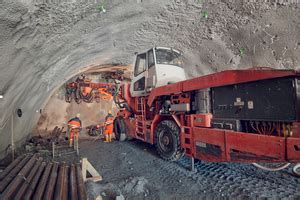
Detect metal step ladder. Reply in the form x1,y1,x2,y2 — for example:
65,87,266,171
181,126,193,157
135,97,146,140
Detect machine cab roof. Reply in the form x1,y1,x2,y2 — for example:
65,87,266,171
130,47,186,97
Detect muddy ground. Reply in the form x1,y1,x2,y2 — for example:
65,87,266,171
80,139,300,200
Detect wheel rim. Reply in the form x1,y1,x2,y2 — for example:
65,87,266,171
162,135,170,146
252,163,291,172
159,131,174,154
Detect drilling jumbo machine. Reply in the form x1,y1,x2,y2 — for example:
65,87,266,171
112,47,300,175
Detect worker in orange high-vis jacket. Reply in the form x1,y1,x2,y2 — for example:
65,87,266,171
104,110,114,142
67,113,82,147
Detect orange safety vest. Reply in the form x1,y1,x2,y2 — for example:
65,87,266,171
104,116,114,135
68,117,81,140
68,117,82,128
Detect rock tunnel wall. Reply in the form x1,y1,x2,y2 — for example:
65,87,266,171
0,0,299,157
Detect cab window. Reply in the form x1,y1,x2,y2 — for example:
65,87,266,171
155,49,183,67
134,53,146,76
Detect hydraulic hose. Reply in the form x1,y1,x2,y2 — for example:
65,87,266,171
292,163,300,176
252,163,290,172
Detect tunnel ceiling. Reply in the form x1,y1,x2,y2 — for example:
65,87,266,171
0,0,299,154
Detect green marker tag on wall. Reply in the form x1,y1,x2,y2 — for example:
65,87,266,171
96,3,106,13
239,48,246,56
202,11,208,19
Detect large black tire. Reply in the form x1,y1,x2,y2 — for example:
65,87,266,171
91,129,98,136
87,128,95,136
155,120,183,161
114,117,127,141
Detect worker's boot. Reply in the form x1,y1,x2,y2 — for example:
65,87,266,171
69,139,73,147
108,135,112,142
104,135,109,142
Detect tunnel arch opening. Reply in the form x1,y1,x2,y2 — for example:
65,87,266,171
34,64,131,137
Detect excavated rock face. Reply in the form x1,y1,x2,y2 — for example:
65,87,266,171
0,0,299,156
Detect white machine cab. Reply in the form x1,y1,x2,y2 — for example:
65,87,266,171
130,47,187,97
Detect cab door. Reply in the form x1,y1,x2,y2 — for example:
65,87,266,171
146,49,156,90
130,53,147,97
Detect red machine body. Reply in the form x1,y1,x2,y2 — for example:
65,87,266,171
115,68,300,164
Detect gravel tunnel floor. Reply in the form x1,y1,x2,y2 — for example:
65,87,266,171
80,139,300,200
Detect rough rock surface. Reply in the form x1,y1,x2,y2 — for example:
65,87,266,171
0,1,299,155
